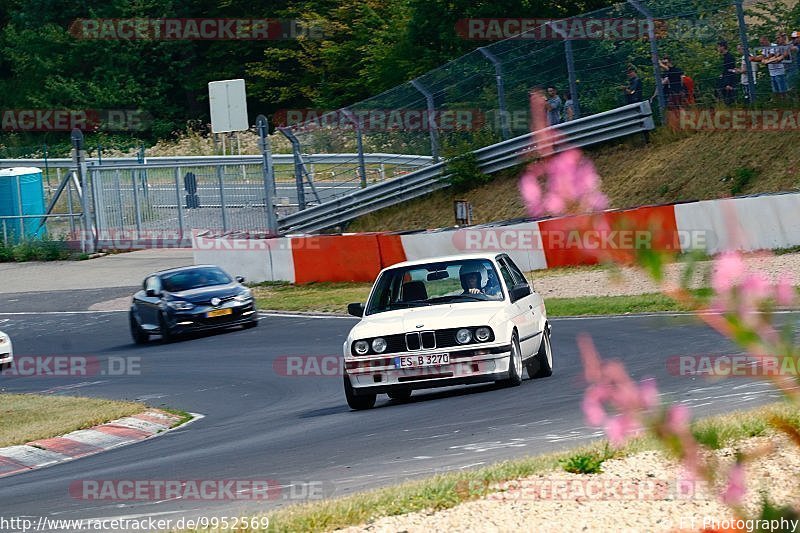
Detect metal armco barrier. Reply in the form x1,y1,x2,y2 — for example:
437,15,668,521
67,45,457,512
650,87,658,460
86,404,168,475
278,101,655,234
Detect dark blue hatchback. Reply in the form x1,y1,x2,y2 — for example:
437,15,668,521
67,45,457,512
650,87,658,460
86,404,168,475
129,265,258,343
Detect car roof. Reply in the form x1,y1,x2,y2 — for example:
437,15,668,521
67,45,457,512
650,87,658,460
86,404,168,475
383,253,502,270
152,264,221,276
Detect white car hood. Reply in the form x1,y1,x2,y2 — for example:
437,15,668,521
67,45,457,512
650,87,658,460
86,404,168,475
350,302,506,339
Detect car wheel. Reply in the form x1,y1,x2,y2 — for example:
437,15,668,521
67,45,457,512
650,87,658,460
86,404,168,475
500,333,523,387
526,328,553,379
387,388,412,402
159,313,175,343
243,319,259,329
129,311,149,345
343,374,376,410
0,362,10,373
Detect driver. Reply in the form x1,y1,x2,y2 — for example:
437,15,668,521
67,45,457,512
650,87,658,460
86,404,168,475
459,263,488,295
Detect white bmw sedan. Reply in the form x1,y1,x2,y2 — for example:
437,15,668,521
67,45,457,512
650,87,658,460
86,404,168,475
0,330,13,373
343,253,553,410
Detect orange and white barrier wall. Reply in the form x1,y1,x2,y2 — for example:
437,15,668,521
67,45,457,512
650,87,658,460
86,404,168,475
191,192,800,283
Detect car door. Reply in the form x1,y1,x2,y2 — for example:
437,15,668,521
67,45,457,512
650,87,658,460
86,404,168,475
498,255,540,356
137,275,163,329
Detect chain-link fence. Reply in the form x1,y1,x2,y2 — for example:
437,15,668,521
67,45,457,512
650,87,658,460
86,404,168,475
279,0,797,189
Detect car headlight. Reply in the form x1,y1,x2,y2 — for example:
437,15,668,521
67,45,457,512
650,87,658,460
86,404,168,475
353,340,369,355
456,328,472,344
372,337,387,353
167,300,194,311
0,335,7,345
234,289,253,302
475,327,492,342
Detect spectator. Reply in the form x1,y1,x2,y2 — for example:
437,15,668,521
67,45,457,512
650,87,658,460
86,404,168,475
717,40,737,105
623,66,643,104
735,43,758,104
682,74,696,105
753,35,788,100
545,86,562,126
659,57,685,108
563,92,575,121
783,32,799,91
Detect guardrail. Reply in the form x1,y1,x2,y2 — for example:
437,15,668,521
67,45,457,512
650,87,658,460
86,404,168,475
277,101,655,234
0,153,434,170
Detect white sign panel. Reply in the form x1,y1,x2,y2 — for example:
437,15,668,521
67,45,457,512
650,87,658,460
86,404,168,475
208,79,249,133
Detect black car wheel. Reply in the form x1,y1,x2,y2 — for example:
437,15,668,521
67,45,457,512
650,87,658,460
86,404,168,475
499,333,523,387
526,329,553,379
129,310,149,345
0,362,10,373
344,374,376,410
243,318,259,329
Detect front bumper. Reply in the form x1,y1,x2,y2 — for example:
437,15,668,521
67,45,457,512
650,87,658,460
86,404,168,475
0,340,13,367
344,343,512,394
167,302,258,332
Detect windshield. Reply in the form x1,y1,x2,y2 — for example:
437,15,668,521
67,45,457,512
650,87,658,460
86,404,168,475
365,259,504,315
161,267,232,292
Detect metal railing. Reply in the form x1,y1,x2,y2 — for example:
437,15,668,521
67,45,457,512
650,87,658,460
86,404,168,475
278,101,654,234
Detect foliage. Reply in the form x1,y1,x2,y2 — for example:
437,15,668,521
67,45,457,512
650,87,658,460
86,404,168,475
722,166,758,195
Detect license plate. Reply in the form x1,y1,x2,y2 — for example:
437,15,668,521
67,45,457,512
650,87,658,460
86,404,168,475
206,308,233,318
396,353,450,368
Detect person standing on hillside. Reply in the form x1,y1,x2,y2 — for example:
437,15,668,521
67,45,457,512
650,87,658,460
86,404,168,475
717,40,738,105
753,35,788,100
623,66,643,104
545,86,562,126
736,43,758,104
659,57,685,108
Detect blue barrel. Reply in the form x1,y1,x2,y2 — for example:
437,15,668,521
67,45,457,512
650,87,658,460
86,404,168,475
0,167,47,242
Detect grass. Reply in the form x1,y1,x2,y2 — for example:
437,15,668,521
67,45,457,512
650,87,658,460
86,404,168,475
0,237,78,262
0,394,146,447
347,128,800,233
252,281,718,317
179,402,800,532
252,282,371,314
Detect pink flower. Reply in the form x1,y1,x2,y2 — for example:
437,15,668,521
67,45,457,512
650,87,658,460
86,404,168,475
582,385,608,426
638,379,659,410
712,251,745,293
664,404,691,434
606,414,641,446
721,462,746,506
776,274,795,306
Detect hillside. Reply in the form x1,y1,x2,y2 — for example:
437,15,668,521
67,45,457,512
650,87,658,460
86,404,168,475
348,128,800,232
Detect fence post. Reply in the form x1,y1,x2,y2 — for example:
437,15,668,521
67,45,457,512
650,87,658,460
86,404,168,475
564,39,581,119
71,128,94,253
410,79,441,162
279,127,308,211
735,0,756,104
174,166,185,242
256,115,278,235
478,47,511,139
342,109,368,188
217,165,228,232
627,0,666,120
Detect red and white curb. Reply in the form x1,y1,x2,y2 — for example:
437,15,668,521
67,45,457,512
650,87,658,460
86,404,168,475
0,410,189,478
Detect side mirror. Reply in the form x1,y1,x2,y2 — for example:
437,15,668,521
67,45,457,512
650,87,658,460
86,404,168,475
347,303,364,318
145,288,160,298
235,276,245,283
509,285,531,302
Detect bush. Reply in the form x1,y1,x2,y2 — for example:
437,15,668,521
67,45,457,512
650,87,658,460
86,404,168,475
0,236,73,262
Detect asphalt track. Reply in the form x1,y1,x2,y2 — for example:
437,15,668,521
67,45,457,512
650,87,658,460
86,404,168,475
0,291,793,531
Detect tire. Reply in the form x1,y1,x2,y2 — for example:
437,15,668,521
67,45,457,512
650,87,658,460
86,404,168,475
0,362,10,373
500,333,523,387
129,311,149,345
343,374,376,410
159,313,175,343
243,319,259,329
526,328,553,379
387,388,412,402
